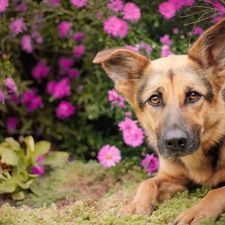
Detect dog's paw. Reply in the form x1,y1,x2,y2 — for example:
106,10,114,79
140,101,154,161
117,201,154,217
173,205,214,225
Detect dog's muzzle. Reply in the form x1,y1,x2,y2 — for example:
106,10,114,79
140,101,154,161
158,127,200,158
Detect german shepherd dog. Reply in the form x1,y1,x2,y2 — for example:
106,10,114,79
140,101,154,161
93,18,225,224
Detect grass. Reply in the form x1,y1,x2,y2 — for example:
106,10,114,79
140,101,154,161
0,160,225,225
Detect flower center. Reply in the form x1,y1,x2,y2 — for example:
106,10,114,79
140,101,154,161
107,154,112,160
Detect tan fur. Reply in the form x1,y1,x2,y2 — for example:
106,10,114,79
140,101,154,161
93,19,225,224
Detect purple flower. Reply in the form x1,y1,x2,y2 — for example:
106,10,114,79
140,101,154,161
14,1,28,11
32,31,43,44
58,57,73,68
21,90,43,112
56,101,75,119
46,81,57,94
9,17,27,35
161,45,173,57
72,31,84,42
37,155,44,162
193,26,204,35
71,0,87,8
32,61,50,79
123,2,141,22
173,27,179,34
158,2,176,19
7,117,19,132
44,0,60,7
21,35,33,53
52,78,71,99
0,0,8,13
58,21,71,38
68,68,79,78
97,144,121,168
126,45,139,52
142,154,159,176
0,90,7,104
107,0,123,12
104,16,128,38
138,42,152,55
5,78,17,93
11,93,19,104
31,164,45,176
73,45,85,58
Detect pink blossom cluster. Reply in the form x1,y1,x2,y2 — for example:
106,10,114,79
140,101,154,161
97,144,121,168
21,89,43,112
158,0,195,19
9,17,27,35
104,1,141,38
160,34,173,57
142,154,159,176
58,57,79,78
56,101,75,119
108,89,125,109
0,0,8,13
6,117,19,132
32,61,50,79
126,42,152,56
118,117,145,147
13,0,28,11
31,155,45,176
0,78,17,104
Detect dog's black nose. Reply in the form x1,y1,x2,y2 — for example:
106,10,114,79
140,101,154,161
164,129,187,151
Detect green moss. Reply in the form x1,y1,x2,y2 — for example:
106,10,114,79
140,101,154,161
1,161,225,225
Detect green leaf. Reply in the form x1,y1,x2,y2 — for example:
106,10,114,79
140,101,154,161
32,141,51,162
30,181,45,197
16,179,34,189
17,156,27,171
12,191,25,200
24,136,35,160
0,148,19,166
5,137,20,151
0,179,17,194
42,151,69,167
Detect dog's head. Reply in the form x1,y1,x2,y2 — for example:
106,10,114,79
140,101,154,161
93,19,225,159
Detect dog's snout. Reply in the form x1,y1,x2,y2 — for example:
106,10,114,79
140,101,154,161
164,129,187,151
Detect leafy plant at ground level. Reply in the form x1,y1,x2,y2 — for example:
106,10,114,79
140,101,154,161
0,136,69,200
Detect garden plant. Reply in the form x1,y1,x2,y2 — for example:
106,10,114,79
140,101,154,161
0,0,225,224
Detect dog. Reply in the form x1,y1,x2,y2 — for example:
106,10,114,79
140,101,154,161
93,18,225,224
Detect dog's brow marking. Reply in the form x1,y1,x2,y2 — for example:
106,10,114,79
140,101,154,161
168,68,174,81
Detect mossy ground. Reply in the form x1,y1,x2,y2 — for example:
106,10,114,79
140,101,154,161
0,160,225,225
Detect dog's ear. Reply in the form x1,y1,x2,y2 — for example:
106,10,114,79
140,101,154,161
188,18,225,77
93,48,150,104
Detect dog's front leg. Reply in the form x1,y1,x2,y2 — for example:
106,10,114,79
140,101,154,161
174,186,225,225
118,171,189,217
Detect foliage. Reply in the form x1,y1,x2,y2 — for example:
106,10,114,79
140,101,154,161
0,135,69,199
0,0,221,163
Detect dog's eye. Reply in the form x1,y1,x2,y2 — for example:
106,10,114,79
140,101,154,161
187,91,201,103
148,94,161,106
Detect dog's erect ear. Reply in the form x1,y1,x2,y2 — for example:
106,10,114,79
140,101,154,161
188,18,225,74
93,48,151,105
93,48,150,81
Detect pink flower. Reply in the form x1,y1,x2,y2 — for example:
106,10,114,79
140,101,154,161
193,26,204,35
108,89,125,109
97,144,121,168
0,90,6,104
160,34,172,46
96,13,102,19
44,0,60,7
118,118,145,147
73,45,85,58
68,68,79,78
71,0,87,8
32,61,50,79
46,81,57,94
58,57,73,68
125,112,132,118
72,31,84,42
181,0,195,7
56,101,75,119
77,85,83,91
5,78,17,93
107,0,123,12
37,155,44,162
21,90,43,112
53,78,71,99
0,0,8,13
9,17,27,34
7,117,19,132
21,35,33,53
14,1,28,11
32,31,43,44
158,2,176,19
11,93,19,104
126,45,139,52
123,2,141,22
58,21,71,38
31,164,44,176
139,42,152,55
161,45,173,57
103,16,128,38
142,154,159,176
173,27,179,34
